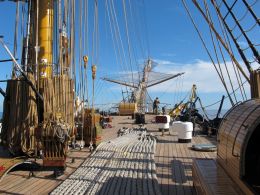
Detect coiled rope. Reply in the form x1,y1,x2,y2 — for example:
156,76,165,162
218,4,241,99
51,129,161,195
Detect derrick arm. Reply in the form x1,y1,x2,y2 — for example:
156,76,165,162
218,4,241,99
0,59,18,63
146,72,184,88
101,77,138,88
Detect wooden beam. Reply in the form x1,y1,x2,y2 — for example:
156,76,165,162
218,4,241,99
0,59,18,63
147,72,184,88
101,77,138,88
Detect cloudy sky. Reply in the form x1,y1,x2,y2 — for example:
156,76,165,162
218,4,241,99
0,0,259,112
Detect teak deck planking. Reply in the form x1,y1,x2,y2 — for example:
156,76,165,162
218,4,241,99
153,129,216,195
192,158,244,195
0,115,217,194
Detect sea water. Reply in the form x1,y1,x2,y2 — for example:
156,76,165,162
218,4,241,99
197,109,228,120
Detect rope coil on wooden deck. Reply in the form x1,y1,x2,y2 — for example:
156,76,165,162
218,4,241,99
51,130,161,195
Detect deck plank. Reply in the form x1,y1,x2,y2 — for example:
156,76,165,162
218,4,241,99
0,115,217,194
152,118,217,195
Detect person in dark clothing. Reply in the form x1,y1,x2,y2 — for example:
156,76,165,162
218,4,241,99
162,106,166,115
153,97,160,114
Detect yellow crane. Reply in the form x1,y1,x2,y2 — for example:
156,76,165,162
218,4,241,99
169,84,197,119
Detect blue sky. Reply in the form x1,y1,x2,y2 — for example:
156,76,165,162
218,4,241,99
0,1,259,113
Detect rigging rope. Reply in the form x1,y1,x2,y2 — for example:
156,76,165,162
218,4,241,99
203,0,238,103
105,0,125,75
128,0,146,68
237,7,249,22
194,0,251,82
84,0,89,108
90,0,99,151
142,0,151,58
241,0,259,26
182,0,235,106
156,77,181,100
105,0,125,96
13,1,19,76
122,0,135,85
78,0,84,145
21,2,25,44
71,0,76,98
198,79,248,110
109,0,130,75
211,1,253,98
220,0,259,64
215,8,248,100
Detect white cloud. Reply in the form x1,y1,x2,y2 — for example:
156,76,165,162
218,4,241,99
237,41,248,47
148,59,251,94
100,58,252,101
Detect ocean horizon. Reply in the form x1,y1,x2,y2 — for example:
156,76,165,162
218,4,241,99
197,109,228,119
0,109,228,120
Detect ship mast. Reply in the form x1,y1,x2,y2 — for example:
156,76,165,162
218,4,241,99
38,0,54,80
0,0,75,172
102,59,184,113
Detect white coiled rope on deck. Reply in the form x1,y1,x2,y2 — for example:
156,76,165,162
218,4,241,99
51,129,161,195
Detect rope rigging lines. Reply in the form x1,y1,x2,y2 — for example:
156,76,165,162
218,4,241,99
182,0,235,106
104,0,151,84
182,0,260,107
220,0,259,64
122,0,135,84
203,0,238,104
215,9,248,100
102,0,154,110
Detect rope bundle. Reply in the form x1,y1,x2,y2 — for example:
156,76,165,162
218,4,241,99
1,75,74,156
1,74,38,156
51,129,161,195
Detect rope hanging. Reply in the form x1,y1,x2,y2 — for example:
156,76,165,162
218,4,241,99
182,0,235,106
203,0,238,104
89,0,98,151
193,0,251,82
12,1,19,77
215,9,248,100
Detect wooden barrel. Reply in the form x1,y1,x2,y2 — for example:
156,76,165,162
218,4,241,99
217,99,260,195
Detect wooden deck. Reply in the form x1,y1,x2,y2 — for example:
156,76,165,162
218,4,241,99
0,115,217,194
192,159,244,195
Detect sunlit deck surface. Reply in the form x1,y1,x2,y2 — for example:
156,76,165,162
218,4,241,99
0,115,217,194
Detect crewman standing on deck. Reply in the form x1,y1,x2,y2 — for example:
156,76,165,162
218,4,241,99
153,97,160,114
